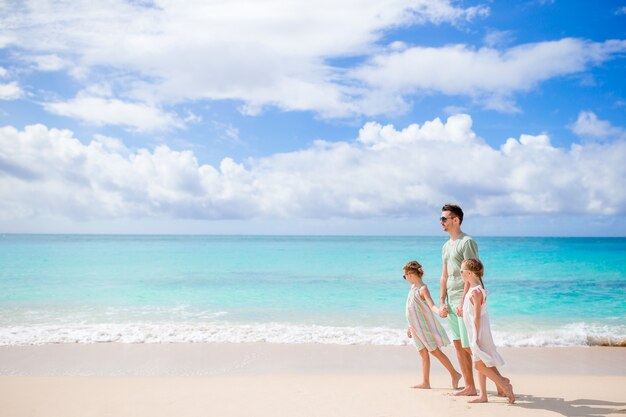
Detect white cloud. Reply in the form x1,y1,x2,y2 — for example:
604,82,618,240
351,38,626,114
211,121,240,143
0,66,23,100
0,81,23,100
570,111,625,140
43,95,184,132
26,54,68,71
2,1,624,119
615,6,626,15
403,1,489,24
0,0,489,119
483,30,515,48
1,114,625,223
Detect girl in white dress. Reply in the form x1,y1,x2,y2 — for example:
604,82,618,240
460,258,515,404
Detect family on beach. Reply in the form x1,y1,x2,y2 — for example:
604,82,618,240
404,204,515,404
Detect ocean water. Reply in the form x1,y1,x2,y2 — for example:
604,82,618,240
0,234,624,347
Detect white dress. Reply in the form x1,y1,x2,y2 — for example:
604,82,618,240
462,285,504,367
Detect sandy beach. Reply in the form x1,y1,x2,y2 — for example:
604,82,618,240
1,343,624,417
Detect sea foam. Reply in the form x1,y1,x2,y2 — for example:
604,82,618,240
1,321,624,347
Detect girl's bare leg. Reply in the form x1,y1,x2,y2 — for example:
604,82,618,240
411,347,431,389
475,361,515,404
468,371,488,403
493,367,509,396
431,348,462,389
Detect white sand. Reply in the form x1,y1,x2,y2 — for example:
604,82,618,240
0,344,625,417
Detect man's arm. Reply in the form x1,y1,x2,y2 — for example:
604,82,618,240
457,279,470,317
439,262,449,318
464,238,479,260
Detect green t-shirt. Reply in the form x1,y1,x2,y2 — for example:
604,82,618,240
442,233,479,308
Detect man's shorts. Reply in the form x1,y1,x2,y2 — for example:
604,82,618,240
446,306,470,348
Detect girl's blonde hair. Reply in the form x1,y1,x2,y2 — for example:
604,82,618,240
462,258,485,289
403,261,424,278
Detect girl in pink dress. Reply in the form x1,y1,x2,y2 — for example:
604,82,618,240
404,261,462,389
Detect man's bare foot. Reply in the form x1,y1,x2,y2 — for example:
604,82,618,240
468,396,488,403
497,377,510,397
410,382,431,389
452,386,478,396
451,371,462,389
503,383,515,404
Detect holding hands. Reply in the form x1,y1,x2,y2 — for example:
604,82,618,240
438,303,449,318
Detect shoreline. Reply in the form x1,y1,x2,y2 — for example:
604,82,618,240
1,344,625,417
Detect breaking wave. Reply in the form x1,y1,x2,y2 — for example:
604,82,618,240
1,321,624,347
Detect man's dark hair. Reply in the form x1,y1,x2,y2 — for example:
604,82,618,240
442,204,464,224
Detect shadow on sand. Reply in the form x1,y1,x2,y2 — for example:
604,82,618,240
515,395,626,417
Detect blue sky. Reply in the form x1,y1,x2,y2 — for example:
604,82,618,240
0,0,625,236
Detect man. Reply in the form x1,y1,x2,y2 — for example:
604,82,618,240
438,203,478,396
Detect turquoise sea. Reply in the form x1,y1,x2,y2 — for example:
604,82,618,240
1,235,624,346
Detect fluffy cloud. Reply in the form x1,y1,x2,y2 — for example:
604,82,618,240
570,111,625,140
44,95,184,132
1,114,625,222
351,38,626,113
25,54,68,71
0,81,22,100
0,66,24,100
2,1,624,121
0,0,489,121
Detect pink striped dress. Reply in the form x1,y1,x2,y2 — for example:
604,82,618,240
406,284,450,351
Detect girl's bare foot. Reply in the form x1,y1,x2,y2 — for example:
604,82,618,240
468,396,488,403
452,386,478,396
504,383,516,404
451,371,462,389
497,377,510,397
410,382,431,389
